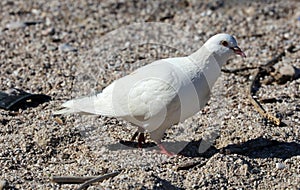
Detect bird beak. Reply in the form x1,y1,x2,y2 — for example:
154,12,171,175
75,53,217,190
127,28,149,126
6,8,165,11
231,46,246,58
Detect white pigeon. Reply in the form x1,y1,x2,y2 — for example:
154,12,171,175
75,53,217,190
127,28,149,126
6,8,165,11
54,33,246,156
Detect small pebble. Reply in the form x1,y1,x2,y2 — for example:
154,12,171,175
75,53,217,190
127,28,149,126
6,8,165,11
279,64,295,77
275,162,286,169
59,43,77,52
272,64,296,84
31,9,41,15
54,117,64,125
6,21,27,30
283,33,290,39
41,27,55,36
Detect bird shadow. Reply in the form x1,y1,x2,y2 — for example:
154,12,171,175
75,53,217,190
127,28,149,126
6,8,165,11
106,139,218,158
220,137,300,159
106,137,300,160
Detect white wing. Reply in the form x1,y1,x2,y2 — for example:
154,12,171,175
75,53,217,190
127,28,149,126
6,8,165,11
54,58,187,118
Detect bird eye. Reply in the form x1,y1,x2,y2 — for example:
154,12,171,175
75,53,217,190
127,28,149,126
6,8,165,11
221,40,228,47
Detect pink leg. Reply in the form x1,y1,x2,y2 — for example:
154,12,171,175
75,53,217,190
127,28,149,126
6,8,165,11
157,144,175,156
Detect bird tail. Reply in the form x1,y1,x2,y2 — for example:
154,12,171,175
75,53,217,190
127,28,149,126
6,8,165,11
53,95,116,116
52,106,92,115
52,107,78,115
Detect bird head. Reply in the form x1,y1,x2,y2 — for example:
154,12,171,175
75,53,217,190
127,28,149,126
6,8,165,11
204,33,246,61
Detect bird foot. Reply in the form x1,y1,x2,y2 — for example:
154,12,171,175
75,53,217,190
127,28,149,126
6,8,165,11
132,132,174,156
131,131,146,148
157,144,175,157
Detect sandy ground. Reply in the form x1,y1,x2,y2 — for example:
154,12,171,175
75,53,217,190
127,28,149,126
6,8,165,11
0,0,300,189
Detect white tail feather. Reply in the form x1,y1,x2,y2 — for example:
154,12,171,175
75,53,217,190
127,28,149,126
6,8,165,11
53,95,116,116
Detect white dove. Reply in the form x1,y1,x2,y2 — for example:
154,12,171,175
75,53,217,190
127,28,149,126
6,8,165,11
54,33,246,156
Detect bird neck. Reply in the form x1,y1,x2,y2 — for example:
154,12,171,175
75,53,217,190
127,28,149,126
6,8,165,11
187,46,225,89
188,46,228,67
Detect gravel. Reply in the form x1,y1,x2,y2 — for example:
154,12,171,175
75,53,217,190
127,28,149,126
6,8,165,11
0,0,299,189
